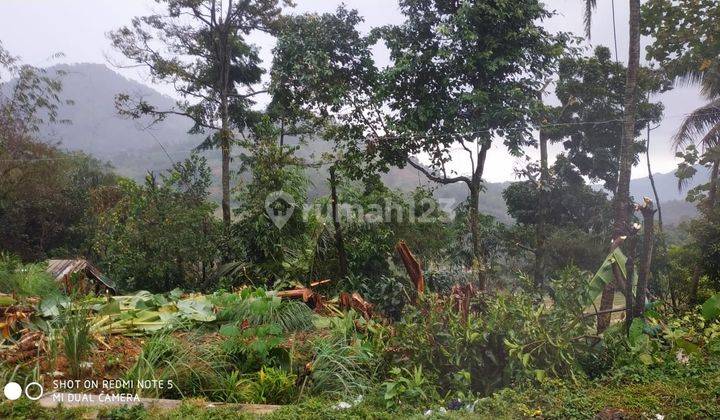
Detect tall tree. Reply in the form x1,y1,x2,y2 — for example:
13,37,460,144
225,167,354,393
604,0,642,331
643,0,720,303
373,0,566,290
547,47,667,193
109,0,288,231
504,156,613,275
269,7,385,280
547,46,666,330
0,41,68,137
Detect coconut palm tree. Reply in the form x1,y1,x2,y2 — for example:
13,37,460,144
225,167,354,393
674,58,720,208
673,63,720,304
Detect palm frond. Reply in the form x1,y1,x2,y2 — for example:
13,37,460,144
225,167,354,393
678,176,695,193
700,123,720,150
673,99,720,151
700,61,720,99
583,0,597,39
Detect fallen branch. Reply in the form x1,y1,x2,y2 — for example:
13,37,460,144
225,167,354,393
582,306,627,318
396,240,424,295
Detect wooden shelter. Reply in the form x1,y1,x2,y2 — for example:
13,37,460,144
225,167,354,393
46,259,116,295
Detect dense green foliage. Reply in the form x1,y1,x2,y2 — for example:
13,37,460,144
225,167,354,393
0,254,59,299
0,134,117,261
93,155,220,292
4,0,720,418
547,46,668,191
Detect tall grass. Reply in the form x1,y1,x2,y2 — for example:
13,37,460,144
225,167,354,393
0,253,60,299
61,305,93,379
124,332,224,399
308,337,373,398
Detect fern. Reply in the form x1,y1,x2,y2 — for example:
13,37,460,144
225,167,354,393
217,293,314,332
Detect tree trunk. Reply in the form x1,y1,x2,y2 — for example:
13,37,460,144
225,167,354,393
468,181,486,290
624,234,637,330
220,132,231,227
534,127,549,289
599,0,641,333
329,166,348,279
708,159,719,210
634,199,656,319
218,8,233,231
646,125,663,232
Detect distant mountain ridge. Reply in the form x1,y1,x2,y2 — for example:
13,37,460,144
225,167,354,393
39,63,200,156
36,63,701,226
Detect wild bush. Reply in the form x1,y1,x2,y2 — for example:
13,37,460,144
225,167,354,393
219,323,290,373
123,332,220,399
307,336,374,398
338,273,411,320
93,155,220,292
0,253,60,299
61,305,93,379
214,288,314,332
389,289,594,396
381,366,437,410
237,367,298,404
424,265,473,294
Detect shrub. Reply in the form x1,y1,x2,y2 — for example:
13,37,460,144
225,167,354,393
381,366,436,409
338,273,411,320
215,288,314,332
389,290,594,396
61,305,93,380
219,323,290,373
93,155,220,292
308,336,374,398
424,265,473,294
0,253,60,299
123,332,221,399
238,367,298,404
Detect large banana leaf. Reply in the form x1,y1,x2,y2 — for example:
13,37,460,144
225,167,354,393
585,247,637,306
176,296,216,322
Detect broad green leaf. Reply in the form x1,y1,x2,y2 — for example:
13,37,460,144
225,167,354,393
639,353,654,365
176,296,216,322
168,288,184,300
676,338,700,354
628,318,645,347
586,248,626,305
701,294,720,321
39,295,70,317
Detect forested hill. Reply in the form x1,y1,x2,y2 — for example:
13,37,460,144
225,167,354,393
38,63,199,156
39,63,699,226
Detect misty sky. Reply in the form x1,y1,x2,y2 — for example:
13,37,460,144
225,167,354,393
0,0,705,182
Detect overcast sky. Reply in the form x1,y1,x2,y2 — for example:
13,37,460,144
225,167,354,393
0,0,705,182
